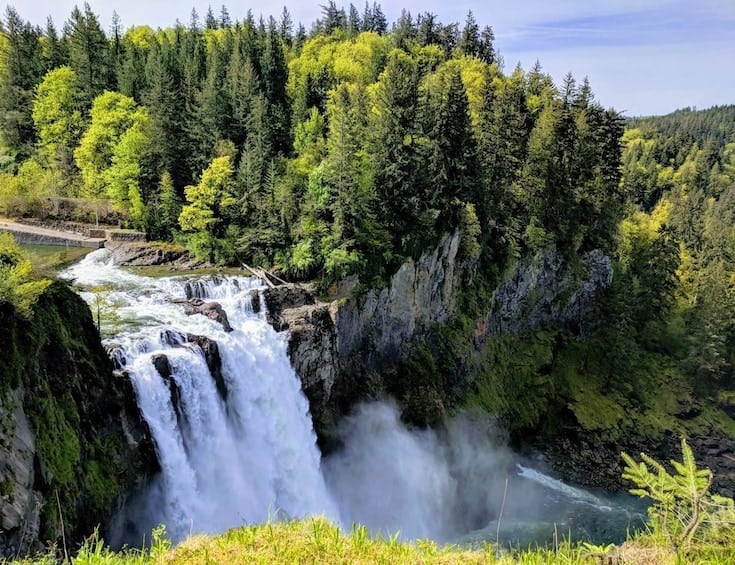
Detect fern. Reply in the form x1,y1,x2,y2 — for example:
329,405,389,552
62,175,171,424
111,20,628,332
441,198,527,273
622,437,716,553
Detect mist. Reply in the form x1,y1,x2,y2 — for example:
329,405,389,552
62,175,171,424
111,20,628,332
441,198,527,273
323,400,553,543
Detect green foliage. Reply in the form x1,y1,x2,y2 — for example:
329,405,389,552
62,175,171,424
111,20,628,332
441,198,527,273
475,331,556,430
74,91,148,200
31,391,82,487
0,7,44,163
0,5,626,291
147,171,181,240
0,232,51,316
32,66,84,179
0,158,57,216
288,238,318,278
324,246,362,282
179,155,237,263
622,438,735,557
65,3,110,107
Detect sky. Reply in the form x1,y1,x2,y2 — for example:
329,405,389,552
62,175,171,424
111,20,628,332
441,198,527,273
4,0,735,116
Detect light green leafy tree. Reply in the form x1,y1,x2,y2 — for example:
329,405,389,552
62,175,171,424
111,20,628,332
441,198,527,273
74,91,144,198
32,66,84,181
103,113,154,229
179,155,238,263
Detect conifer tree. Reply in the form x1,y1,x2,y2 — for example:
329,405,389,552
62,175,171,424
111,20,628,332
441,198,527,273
0,7,43,161
64,3,110,107
42,17,67,71
458,11,480,57
369,51,425,253
260,19,290,155
279,7,293,46
417,12,439,47
430,69,479,227
205,6,218,30
145,36,188,188
347,4,361,36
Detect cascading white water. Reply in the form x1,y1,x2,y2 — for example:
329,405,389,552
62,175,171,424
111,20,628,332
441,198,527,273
63,249,643,548
63,249,338,542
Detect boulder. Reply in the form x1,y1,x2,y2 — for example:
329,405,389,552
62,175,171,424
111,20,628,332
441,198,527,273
186,334,228,402
249,289,261,314
173,298,233,333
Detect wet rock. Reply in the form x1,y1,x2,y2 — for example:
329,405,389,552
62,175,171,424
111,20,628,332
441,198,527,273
155,332,227,402
184,280,209,300
173,298,233,333
105,344,127,370
285,305,338,415
151,354,171,380
185,334,227,402
263,285,316,331
249,289,261,314
151,355,183,421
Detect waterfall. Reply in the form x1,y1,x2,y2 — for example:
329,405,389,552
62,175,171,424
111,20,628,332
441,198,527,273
63,249,643,548
63,250,337,542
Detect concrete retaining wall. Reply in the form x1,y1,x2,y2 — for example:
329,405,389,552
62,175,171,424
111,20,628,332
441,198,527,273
0,226,106,248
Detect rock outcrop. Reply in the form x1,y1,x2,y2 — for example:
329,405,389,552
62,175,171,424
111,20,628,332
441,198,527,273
263,232,465,437
332,232,462,367
263,235,615,439
105,240,211,270
173,298,233,333
484,249,612,338
0,390,41,557
158,331,227,401
0,282,158,558
263,234,735,495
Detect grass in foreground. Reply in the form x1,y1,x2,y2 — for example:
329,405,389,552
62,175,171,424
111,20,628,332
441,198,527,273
6,518,649,565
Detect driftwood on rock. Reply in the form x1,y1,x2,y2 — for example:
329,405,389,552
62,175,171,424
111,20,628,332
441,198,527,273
172,297,233,332
242,263,288,288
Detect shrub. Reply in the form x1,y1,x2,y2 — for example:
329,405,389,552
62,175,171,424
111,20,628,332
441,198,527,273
622,437,735,557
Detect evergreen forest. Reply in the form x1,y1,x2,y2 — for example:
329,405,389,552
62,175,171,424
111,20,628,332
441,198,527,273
2,0,735,490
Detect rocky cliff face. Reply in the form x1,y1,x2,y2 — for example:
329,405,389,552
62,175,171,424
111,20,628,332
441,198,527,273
0,390,40,556
331,232,462,367
0,282,157,558
263,234,615,442
263,236,735,494
263,233,465,437
482,249,613,339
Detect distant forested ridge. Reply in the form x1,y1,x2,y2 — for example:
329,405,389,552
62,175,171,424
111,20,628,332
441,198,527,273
0,1,623,284
619,104,735,393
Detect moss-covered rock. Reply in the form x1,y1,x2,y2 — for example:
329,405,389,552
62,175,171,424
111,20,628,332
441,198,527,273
0,281,158,558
